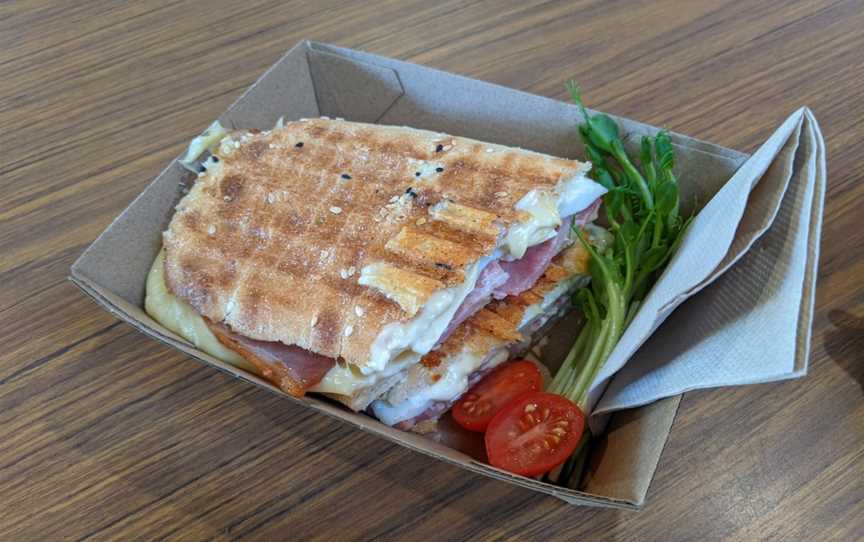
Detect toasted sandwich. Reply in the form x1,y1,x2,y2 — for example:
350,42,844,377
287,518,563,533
372,243,590,433
150,118,604,408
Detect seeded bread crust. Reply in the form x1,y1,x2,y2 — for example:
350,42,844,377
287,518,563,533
163,118,589,370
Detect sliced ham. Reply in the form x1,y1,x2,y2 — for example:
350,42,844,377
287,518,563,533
493,216,573,299
207,322,335,396
437,202,598,343
494,201,599,298
439,260,509,344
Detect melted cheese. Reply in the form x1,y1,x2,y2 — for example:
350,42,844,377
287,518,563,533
179,120,228,172
502,171,606,259
372,349,509,426
369,277,582,426
362,254,495,374
504,190,560,259
144,251,257,373
311,350,419,395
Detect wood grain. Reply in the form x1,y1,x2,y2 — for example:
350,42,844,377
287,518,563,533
1,1,862,540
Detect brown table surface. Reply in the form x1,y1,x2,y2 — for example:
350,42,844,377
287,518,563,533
2,1,862,540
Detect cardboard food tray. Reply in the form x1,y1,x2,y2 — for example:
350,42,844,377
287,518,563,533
70,41,798,509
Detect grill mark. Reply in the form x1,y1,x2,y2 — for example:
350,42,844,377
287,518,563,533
242,140,267,160
174,258,219,313
180,209,200,231
422,218,498,253
313,307,340,353
219,174,243,201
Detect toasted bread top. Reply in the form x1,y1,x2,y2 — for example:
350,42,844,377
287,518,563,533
163,118,589,369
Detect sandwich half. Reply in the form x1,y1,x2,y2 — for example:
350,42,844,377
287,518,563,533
153,117,604,405
371,243,590,433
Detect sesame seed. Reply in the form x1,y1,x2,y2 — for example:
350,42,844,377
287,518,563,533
389,195,399,203
233,141,240,148
415,171,421,177
354,306,365,317
268,143,276,149
443,145,452,151
344,325,354,337
435,167,444,173
435,144,444,152
295,142,304,148
340,268,349,279
494,191,508,198
341,173,352,180
266,193,276,204
486,147,495,153
212,156,219,162
310,315,318,327
329,206,342,214
416,217,427,226
347,266,355,276
207,225,216,235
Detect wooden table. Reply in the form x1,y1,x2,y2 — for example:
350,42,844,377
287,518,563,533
2,1,862,540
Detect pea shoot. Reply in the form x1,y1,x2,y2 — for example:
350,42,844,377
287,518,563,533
550,82,690,415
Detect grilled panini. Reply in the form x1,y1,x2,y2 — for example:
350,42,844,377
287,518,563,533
158,118,603,398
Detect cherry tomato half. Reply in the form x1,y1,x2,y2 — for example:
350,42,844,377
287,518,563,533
452,360,542,432
485,392,585,477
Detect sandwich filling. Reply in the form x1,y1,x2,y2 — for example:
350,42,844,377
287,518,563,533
371,243,590,429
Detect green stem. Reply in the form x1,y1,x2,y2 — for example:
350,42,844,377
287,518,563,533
624,299,641,328
570,321,610,409
575,282,626,409
652,213,663,249
549,322,591,395
612,142,654,211
622,239,634,300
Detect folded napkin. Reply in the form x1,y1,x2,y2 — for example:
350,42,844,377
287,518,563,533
585,108,826,431
531,108,825,433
